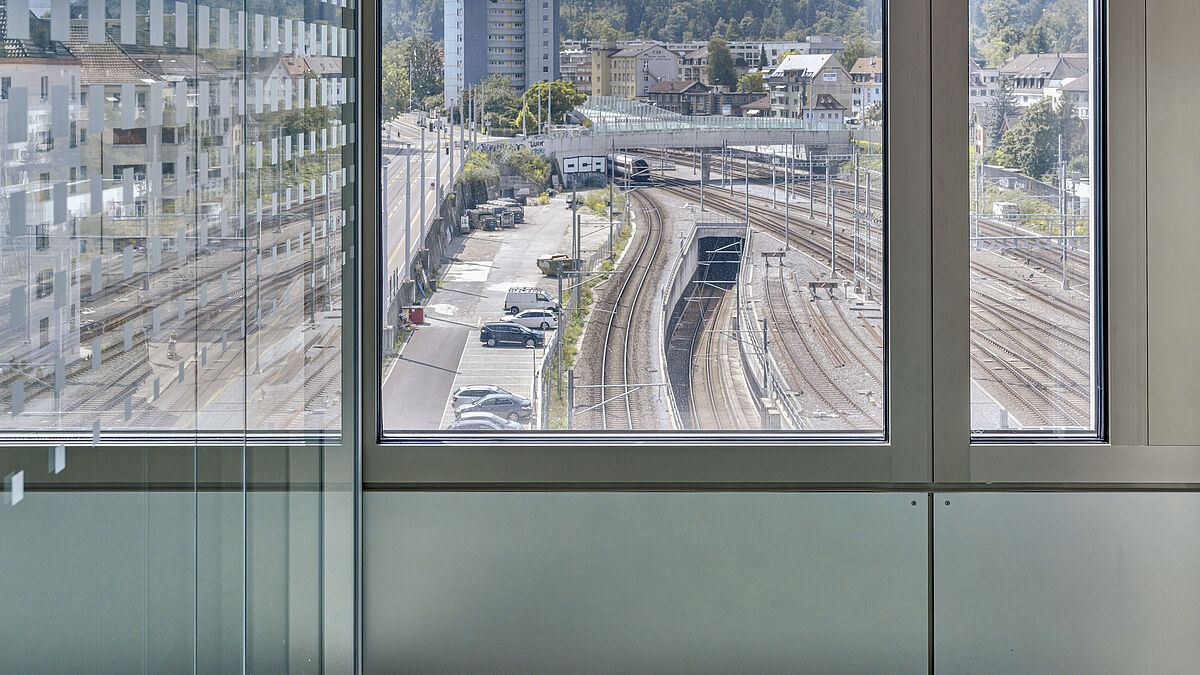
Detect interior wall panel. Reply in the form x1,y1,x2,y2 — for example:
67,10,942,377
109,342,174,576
934,492,1200,672
364,492,928,673
1146,0,1200,444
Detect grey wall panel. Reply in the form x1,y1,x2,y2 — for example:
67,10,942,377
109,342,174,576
1147,0,1200,444
364,492,928,673
935,492,1200,673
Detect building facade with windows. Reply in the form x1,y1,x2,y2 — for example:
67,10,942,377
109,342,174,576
591,42,680,99
444,0,559,104
766,53,852,119
850,56,884,116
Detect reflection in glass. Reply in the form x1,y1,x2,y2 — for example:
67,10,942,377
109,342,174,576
0,1,354,669
0,2,346,436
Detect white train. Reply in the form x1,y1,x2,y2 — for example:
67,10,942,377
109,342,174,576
607,153,651,182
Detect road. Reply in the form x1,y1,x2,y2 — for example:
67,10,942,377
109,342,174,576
381,113,506,286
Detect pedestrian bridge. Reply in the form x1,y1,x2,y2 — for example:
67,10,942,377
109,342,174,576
495,96,856,159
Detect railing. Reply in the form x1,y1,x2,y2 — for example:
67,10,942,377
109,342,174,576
573,96,853,135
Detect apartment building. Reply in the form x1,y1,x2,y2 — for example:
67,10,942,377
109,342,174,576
968,58,1000,108
590,42,679,99
766,53,852,120
444,0,559,104
850,56,884,116
676,45,750,85
998,52,1088,107
559,48,591,93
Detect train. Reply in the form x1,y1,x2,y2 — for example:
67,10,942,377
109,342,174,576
607,153,651,182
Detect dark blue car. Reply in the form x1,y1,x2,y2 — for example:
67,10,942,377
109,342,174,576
480,322,545,348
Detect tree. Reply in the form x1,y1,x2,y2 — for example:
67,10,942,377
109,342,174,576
495,146,552,185
986,76,1017,149
473,75,524,129
738,71,765,93
759,44,769,68
995,98,1060,178
404,37,444,102
515,80,588,132
841,35,878,66
706,37,738,88
381,40,411,118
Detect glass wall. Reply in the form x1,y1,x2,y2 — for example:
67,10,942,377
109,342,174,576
967,0,1099,437
0,0,355,668
379,1,888,437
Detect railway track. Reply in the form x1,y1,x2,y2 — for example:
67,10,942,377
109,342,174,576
681,262,739,430
670,149,1093,300
660,175,1095,429
761,266,880,429
595,189,663,430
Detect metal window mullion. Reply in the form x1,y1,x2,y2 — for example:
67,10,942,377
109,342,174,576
928,0,971,482
884,0,936,483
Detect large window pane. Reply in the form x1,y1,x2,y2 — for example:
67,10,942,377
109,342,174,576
967,0,1099,436
0,1,349,438
0,0,356,670
380,1,887,436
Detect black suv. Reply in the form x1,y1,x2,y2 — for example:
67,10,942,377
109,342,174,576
480,322,545,348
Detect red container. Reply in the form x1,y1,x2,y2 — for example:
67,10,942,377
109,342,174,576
407,306,425,324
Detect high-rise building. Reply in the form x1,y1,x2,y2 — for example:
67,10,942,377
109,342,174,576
444,0,559,106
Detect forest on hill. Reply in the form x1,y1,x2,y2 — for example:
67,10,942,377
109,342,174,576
381,0,1085,68
382,0,883,44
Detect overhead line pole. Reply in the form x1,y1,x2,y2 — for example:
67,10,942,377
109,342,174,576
827,156,835,276
420,126,426,242
785,133,793,249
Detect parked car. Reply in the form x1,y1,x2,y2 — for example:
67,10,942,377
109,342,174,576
502,309,559,330
451,385,513,408
445,411,524,431
480,322,545,348
455,393,533,421
504,287,559,314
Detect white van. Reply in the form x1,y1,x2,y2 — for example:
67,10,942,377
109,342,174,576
504,287,559,314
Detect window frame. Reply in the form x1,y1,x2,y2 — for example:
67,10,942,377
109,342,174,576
928,0,1200,486
361,0,934,485
361,0,1199,488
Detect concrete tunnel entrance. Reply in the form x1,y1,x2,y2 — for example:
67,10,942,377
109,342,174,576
664,233,747,428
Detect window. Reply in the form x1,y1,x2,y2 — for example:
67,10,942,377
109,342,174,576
380,0,888,438
112,128,148,145
1,0,350,439
967,0,1100,438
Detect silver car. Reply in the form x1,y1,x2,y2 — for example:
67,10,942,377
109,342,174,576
451,385,513,408
446,411,524,431
454,393,533,421
501,309,559,330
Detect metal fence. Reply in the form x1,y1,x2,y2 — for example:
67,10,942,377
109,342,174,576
532,327,561,430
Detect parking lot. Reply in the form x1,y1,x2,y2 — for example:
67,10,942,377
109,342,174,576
382,194,580,429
